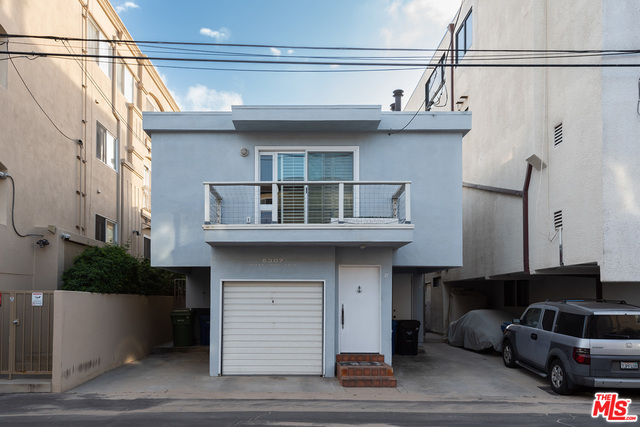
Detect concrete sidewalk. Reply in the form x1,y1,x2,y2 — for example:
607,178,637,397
67,341,595,408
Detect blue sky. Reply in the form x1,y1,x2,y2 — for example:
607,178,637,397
113,0,461,111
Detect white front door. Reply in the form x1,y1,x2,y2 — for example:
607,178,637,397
339,266,381,353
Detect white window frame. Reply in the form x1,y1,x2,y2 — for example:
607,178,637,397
88,19,112,78
254,146,360,224
96,121,118,170
117,60,135,103
95,214,117,243
455,9,473,63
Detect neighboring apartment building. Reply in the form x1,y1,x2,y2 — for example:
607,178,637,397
144,105,470,376
0,0,179,290
405,1,640,333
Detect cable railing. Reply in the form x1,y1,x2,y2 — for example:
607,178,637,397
204,181,411,226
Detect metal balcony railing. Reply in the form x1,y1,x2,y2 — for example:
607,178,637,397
204,181,411,226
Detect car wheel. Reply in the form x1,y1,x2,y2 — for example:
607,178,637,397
549,359,574,395
502,340,517,368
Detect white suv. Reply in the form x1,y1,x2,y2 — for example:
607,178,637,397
502,299,640,394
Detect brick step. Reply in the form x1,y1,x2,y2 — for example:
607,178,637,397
336,361,394,378
335,353,385,363
338,376,397,388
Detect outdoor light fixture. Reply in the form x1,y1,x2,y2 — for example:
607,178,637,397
36,239,49,248
240,148,249,157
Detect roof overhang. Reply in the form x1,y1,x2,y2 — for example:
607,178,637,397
231,105,382,132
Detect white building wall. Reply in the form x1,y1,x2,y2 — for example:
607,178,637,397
407,0,638,290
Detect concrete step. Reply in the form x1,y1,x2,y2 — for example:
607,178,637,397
338,376,397,388
336,361,394,378
335,353,384,363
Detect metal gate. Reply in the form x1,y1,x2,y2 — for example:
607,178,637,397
0,291,54,378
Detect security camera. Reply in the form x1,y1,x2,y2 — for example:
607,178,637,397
61,233,71,240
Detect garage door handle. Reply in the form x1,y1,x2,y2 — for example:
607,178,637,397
341,304,344,329
531,333,538,340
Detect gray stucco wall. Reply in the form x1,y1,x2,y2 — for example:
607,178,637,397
148,112,466,270
209,245,394,377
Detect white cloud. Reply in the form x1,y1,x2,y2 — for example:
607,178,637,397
199,27,230,41
178,84,243,111
381,0,461,47
287,49,295,55
270,47,282,56
115,1,140,13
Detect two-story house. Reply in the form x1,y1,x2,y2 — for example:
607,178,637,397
144,105,470,377
405,0,640,333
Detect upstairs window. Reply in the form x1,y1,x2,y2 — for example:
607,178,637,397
426,54,446,110
96,122,117,170
88,19,112,78
117,61,135,103
95,214,116,243
456,10,473,63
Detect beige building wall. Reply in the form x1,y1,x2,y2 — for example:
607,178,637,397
0,0,179,291
51,291,173,392
406,0,640,320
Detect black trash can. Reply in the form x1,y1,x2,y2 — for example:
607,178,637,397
396,320,420,355
392,320,398,355
199,314,210,346
170,309,194,347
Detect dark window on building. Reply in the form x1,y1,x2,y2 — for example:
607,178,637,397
456,10,473,63
144,236,151,259
426,54,446,110
95,214,116,243
504,280,529,307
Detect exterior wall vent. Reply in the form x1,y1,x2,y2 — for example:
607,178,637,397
553,210,563,229
554,123,563,146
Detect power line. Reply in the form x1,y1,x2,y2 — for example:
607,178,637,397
4,49,640,68
5,33,640,55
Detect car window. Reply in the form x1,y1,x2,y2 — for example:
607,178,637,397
556,312,586,338
521,308,542,328
542,309,556,331
588,314,640,339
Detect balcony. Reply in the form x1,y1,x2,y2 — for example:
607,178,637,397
203,181,414,247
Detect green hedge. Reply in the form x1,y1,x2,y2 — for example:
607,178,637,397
62,244,180,295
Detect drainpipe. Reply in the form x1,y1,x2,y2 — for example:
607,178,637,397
449,23,455,112
522,164,533,275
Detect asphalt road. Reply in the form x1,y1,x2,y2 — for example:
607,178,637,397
0,394,608,426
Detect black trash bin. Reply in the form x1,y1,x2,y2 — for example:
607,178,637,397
392,320,398,355
199,314,210,346
170,309,194,347
396,320,420,355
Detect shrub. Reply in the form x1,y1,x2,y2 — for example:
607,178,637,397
62,244,180,295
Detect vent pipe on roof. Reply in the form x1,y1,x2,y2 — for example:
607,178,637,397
392,89,404,111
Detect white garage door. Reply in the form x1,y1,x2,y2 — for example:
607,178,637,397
222,281,324,375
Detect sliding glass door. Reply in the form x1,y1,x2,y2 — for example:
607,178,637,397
259,150,354,224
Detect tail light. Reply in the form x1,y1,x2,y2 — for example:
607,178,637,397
573,347,591,365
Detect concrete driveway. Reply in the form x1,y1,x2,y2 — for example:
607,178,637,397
69,341,598,409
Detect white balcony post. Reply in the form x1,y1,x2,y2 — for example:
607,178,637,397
338,182,345,224
405,183,411,224
204,184,211,223
272,183,278,224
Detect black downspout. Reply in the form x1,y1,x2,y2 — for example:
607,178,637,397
523,164,533,275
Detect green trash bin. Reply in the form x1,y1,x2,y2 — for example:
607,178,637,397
170,309,194,347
